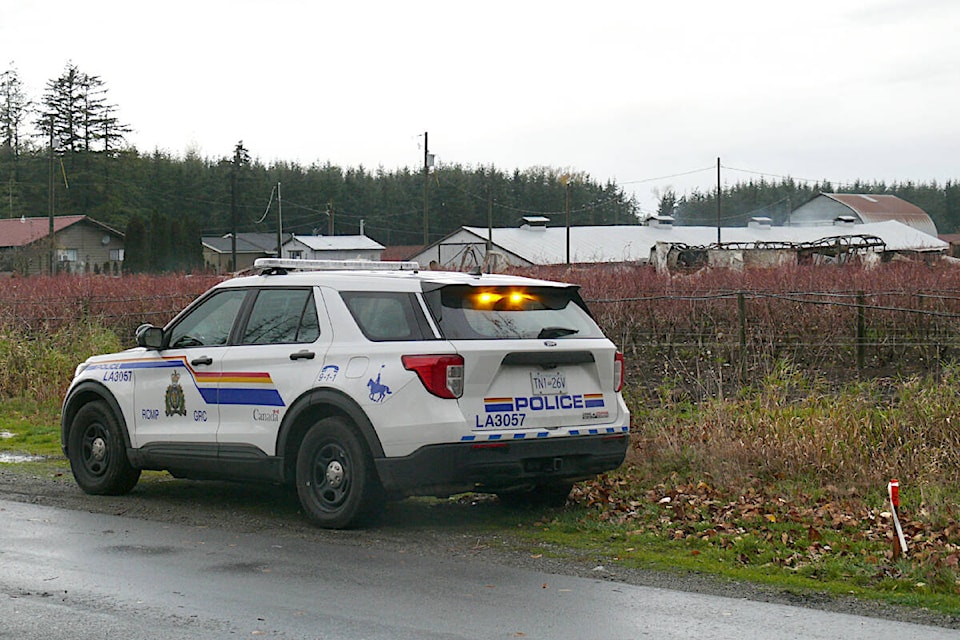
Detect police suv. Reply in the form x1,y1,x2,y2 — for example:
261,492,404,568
61,259,630,528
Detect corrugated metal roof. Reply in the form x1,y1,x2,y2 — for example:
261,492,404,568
458,220,947,265
821,194,937,236
0,215,122,248
202,233,292,254
291,234,385,251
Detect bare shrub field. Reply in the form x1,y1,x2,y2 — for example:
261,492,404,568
524,261,960,397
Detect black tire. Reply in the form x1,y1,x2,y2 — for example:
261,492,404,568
295,416,383,529
67,400,141,495
497,481,574,509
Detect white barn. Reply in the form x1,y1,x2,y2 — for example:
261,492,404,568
407,216,947,271
282,234,384,261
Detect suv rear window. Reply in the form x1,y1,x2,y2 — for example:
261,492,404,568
424,285,604,340
341,291,433,342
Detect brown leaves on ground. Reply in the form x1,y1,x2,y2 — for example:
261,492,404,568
571,474,960,578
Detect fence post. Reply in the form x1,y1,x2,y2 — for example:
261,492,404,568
856,291,866,373
738,292,747,381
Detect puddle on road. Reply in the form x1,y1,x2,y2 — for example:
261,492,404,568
1,431,44,462
0,453,43,463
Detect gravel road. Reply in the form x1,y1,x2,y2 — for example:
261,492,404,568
1,465,958,631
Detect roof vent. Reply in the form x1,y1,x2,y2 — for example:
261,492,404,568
646,215,674,228
748,216,772,230
520,216,549,231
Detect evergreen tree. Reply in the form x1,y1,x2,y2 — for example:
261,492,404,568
123,213,147,273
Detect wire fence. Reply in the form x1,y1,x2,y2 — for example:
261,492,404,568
586,288,960,398
3,270,960,398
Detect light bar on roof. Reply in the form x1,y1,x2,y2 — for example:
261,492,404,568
254,258,421,272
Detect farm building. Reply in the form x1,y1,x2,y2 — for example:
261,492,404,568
202,232,292,274
281,234,384,261
789,193,938,236
0,215,125,275
407,215,947,272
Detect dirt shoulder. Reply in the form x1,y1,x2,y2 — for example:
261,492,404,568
1,464,957,630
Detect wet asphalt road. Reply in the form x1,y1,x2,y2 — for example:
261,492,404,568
1,498,957,640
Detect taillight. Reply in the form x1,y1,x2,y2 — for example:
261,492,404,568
614,351,625,392
402,354,465,399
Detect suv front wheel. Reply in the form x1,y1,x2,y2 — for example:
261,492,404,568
295,416,383,529
68,400,141,495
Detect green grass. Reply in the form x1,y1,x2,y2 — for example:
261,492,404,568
506,500,960,615
0,397,62,458
4,365,960,617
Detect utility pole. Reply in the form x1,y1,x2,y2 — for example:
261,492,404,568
422,131,429,245
565,178,571,265
487,181,493,252
716,157,721,245
48,115,55,275
276,182,283,258
327,201,334,236
231,158,238,271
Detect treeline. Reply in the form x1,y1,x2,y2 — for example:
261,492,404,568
660,177,960,234
1,62,640,272
1,145,639,270
4,63,959,274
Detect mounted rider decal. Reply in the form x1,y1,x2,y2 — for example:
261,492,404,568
367,365,392,402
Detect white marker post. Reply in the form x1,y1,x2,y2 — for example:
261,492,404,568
888,479,908,559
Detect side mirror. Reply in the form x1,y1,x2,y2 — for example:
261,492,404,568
135,324,164,350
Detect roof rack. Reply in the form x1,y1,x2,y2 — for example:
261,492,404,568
254,258,420,272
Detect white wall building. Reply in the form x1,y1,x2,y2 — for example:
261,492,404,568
283,235,384,261
407,216,947,272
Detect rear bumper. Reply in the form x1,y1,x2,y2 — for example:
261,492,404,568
375,432,629,496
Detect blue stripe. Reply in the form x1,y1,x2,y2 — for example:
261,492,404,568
484,403,514,412
217,388,285,407
584,399,605,408
91,360,180,371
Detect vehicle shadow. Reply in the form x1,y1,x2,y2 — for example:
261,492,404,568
125,474,564,535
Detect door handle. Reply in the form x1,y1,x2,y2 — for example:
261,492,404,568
290,350,316,361
191,356,213,366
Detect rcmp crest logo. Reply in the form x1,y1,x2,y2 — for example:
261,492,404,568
165,370,187,416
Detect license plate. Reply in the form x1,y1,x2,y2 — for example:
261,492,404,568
530,370,566,395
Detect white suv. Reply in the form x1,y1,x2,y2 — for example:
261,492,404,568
61,259,630,528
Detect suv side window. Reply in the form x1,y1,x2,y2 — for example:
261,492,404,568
241,288,320,345
341,291,430,342
167,289,248,348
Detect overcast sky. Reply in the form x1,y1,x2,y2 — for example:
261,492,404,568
3,0,959,213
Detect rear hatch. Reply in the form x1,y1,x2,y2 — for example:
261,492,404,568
422,283,622,433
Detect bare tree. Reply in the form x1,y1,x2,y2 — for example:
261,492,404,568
0,64,30,158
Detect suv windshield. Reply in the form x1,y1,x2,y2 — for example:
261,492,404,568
425,285,603,340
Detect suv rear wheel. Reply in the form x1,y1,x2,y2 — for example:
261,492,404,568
68,400,141,495
295,416,383,528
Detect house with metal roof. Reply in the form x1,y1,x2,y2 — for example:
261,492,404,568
282,234,384,261
201,232,292,274
407,215,947,272
789,193,937,236
0,215,125,275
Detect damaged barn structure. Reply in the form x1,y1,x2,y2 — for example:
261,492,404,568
409,194,948,273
